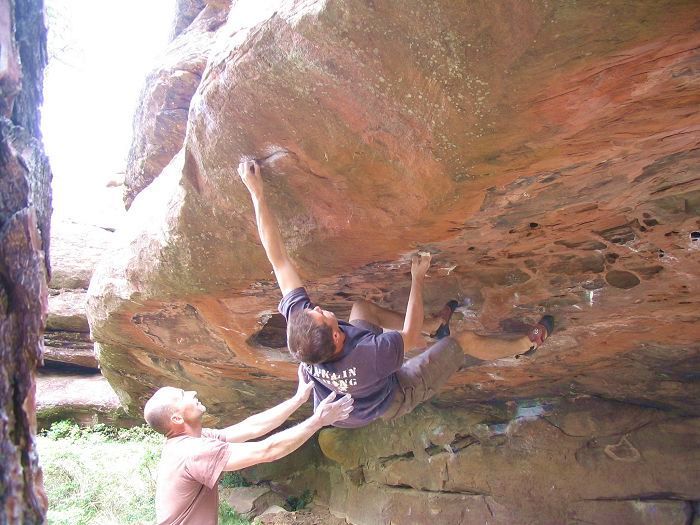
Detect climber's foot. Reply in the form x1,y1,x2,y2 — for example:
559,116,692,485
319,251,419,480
430,300,459,340
518,315,554,357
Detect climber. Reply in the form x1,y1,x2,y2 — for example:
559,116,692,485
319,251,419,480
237,159,553,428
143,368,353,525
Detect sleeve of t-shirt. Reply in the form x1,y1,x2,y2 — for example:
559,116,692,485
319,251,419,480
278,287,315,322
201,428,227,441
184,435,232,490
370,330,404,376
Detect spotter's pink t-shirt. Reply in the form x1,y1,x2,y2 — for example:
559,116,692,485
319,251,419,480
155,429,231,525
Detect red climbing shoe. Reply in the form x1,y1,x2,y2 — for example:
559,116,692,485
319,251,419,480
527,315,554,350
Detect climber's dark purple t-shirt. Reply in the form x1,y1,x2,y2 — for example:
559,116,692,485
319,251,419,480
279,287,404,428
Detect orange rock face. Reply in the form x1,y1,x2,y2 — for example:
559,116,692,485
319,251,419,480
88,0,700,428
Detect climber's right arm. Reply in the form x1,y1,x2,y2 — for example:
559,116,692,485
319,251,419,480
237,159,303,296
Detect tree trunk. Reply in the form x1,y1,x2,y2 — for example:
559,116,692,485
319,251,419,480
0,0,51,523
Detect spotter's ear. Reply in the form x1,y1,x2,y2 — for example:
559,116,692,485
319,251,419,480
171,413,184,425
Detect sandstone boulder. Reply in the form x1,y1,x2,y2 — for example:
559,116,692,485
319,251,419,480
88,0,700,425
47,289,89,332
44,239,100,370
35,372,138,429
124,1,229,208
253,504,347,525
255,505,288,519
50,218,114,290
221,485,287,519
171,0,206,39
44,288,96,369
81,3,700,521
42,334,96,370
311,398,700,524
567,501,692,525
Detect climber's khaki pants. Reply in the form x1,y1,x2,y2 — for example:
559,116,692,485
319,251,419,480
381,336,465,421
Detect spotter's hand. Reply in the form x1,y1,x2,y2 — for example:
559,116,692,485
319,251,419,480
313,391,354,427
294,364,314,403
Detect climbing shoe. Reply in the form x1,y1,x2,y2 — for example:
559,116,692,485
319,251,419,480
431,300,459,340
526,314,554,352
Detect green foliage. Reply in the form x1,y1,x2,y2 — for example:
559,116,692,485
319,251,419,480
286,489,313,511
41,420,162,445
218,501,251,525
219,471,251,488
38,422,164,524
42,419,80,440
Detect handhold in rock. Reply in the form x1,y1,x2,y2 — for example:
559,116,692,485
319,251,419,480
603,436,640,462
605,270,640,289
